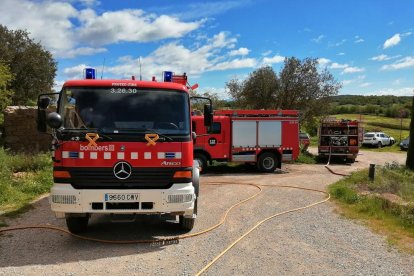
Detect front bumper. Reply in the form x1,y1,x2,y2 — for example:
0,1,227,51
50,182,195,217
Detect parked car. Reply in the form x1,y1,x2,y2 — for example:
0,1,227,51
362,132,395,148
299,132,310,151
400,136,410,151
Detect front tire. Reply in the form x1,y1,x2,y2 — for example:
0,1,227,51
194,153,208,173
257,152,278,173
179,198,197,231
66,216,89,234
377,142,382,148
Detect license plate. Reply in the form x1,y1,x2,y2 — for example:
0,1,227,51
104,193,140,202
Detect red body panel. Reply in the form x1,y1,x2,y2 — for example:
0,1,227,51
63,79,189,92
54,141,193,168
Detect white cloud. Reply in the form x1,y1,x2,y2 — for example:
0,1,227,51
372,87,414,96
330,62,348,69
370,54,390,61
74,32,257,79
342,66,365,74
359,82,371,88
63,64,91,79
337,52,345,56
262,50,272,56
229,47,250,56
383,33,401,49
355,38,364,43
0,0,202,58
57,47,107,59
318,58,331,66
312,35,325,43
262,55,285,65
0,0,78,54
78,9,201,46
381,56,414,70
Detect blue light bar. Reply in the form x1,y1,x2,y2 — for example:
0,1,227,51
163,71,173,82
85,68,96,79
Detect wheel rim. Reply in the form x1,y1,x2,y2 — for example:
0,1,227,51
262,157,274,170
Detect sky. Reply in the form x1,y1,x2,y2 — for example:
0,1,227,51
0,0,413,98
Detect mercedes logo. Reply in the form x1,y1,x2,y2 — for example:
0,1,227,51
113,161,132,180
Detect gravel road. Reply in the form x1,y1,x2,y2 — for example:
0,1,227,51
1,150,413,275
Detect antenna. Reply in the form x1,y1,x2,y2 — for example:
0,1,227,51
101,58,106,79
139,57,142,80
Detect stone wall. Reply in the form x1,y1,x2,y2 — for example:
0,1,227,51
2,106,52,153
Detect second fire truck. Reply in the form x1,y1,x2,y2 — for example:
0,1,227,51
192,109,300,172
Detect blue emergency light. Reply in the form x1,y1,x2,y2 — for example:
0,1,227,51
163,71,173,82
85,68,96,79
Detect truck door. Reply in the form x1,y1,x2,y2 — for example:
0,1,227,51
206,119,230,159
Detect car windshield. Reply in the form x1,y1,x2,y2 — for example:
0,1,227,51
364,133,374,137
60,87,190,135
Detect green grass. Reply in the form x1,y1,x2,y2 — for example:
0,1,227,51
329,163,414,252
0,148,53,226
295,150,318,164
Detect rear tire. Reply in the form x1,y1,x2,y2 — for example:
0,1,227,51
194,153,208,173
66,216,89,234
257,152,278,173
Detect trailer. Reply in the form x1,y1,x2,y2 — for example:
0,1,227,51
192,109,300,172
318,118,361,163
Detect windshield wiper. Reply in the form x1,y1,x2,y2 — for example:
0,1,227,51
59,127,113,141
115,128,174,141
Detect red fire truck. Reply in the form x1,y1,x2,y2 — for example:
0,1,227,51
37,70,212,233
192,109,300,172
318,118,361,163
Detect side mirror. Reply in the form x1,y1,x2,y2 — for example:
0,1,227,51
203,104,213,128
47,112,62,129
38,97,50,110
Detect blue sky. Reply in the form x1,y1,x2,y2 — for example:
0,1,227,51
1,0,413,98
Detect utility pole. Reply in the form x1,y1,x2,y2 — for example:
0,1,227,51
406,90,414,170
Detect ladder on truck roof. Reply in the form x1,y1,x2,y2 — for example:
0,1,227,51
214,109,299,118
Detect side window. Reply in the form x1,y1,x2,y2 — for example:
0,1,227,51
211,122,221,134
380,134,385,138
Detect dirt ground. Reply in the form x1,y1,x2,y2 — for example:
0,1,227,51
1,150,413,275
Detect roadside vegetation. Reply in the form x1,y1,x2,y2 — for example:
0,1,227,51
0,148,52,226
329,162,414,253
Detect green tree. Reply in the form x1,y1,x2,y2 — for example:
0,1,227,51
277,57,341,125
227,58,341,126
226,66,279,109
0,61,14,111
406,95,414,170
0,25,57,105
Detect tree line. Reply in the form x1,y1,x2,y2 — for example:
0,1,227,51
0,24,56,111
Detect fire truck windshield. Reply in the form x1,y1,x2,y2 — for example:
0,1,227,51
60,87,190,135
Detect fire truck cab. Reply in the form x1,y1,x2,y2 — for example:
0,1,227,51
37,70,212,233
192,109,300,172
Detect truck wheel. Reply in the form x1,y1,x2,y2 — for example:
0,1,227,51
194,153,208,173
179,199,197,231
192,164,200,197
377,142,382,148
257,152,278,173
346,158,355,164
66,216,89,234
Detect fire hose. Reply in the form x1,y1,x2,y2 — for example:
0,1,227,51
0,181,336,275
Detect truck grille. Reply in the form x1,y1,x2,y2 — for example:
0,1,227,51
57,167,178,189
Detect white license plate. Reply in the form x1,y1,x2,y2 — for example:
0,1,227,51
104,193,140,202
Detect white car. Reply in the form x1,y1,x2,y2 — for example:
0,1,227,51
362,132,395,148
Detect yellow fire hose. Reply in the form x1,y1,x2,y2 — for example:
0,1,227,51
0,181,332,275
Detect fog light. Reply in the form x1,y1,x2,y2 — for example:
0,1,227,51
52,194,77,204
